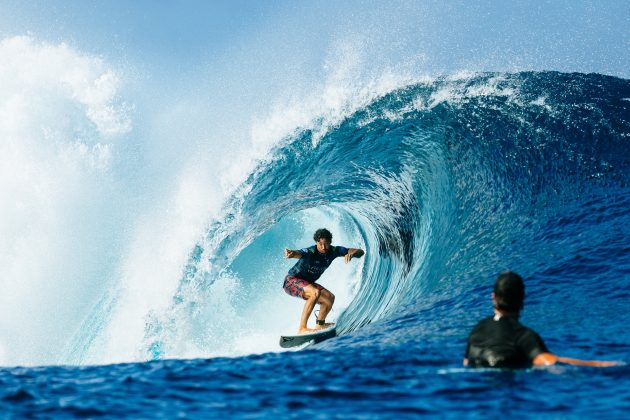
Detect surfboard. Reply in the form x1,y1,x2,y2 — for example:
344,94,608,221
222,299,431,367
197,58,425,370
279,326,337,349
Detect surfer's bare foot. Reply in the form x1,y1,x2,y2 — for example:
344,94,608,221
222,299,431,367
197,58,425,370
315,322,335,330
298,327,317,334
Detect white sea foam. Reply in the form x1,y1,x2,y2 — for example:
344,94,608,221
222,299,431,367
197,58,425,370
0,36,131,366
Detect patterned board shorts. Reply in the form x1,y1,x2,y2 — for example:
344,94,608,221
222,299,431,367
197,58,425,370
283,275,323,300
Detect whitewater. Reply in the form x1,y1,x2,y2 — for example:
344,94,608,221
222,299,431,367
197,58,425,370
1,34,629,417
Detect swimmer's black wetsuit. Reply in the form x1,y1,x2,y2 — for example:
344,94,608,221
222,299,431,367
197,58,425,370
465,315,549,368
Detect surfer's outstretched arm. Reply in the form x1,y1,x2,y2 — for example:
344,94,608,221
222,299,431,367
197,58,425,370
284,248,302,259
344,248,364,263
533,352,621,367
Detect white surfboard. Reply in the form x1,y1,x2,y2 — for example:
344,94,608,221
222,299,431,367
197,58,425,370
279,326,337,349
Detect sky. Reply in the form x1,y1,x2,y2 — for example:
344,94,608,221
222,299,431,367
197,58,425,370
1,0,628,78
1,1,628,132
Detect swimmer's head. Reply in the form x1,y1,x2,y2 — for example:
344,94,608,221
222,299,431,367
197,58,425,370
493,271,525,312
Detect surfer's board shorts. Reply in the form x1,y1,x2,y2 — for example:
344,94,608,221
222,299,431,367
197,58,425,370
283,275,323,300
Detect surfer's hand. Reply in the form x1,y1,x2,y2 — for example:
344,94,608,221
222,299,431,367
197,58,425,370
284,248,292,258
345,248,364,263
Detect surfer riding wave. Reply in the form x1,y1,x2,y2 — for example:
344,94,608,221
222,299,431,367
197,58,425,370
284,228,364,334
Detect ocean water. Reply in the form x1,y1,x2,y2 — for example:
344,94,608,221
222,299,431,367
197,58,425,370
1,67,629,417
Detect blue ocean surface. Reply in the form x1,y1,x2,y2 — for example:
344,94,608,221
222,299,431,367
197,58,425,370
2,72,630,417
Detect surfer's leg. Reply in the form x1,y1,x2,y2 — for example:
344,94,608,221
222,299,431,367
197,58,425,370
299,284,321,333
316,288,335,328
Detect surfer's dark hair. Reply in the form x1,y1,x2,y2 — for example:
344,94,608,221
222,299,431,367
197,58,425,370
314,228,333,243
493,271,525,312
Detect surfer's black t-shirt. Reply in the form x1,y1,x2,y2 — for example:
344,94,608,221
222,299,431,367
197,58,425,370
465,315,549,368
288,245,349,282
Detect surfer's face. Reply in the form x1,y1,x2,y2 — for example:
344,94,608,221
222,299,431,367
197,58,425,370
316,238,331,254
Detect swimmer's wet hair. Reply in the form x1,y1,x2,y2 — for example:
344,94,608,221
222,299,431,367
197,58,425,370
314,228,333,242
494,271,525,312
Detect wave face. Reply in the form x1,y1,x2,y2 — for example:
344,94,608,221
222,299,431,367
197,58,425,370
124,71,630,361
